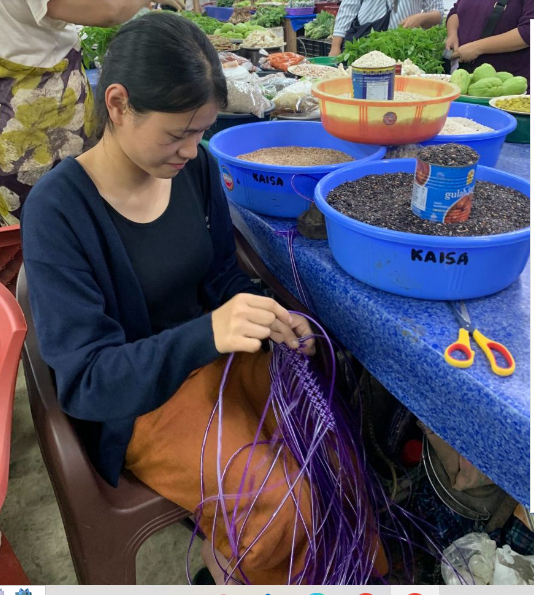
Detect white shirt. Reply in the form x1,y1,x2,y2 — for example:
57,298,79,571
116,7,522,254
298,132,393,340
333,0,444,38
0,0,79,68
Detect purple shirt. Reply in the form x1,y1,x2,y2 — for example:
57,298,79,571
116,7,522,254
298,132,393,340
448,0,532,83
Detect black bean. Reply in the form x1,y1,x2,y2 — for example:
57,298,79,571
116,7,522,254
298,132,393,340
417,143,480,167
326,173,530,237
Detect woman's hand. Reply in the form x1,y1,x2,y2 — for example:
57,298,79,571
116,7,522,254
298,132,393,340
165,0,186,10
269,313,316,356
399,14,424,29
445,33,460,53
454,41,482,63
211,294,294,354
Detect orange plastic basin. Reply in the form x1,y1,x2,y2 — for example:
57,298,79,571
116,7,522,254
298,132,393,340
312,76,461,145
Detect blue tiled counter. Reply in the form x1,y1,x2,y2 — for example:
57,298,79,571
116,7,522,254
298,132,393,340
230,143,530,505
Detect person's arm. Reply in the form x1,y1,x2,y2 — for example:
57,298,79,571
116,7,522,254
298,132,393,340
445,12,460,52
454,28,528,62
400,1,443,29
45,0,184,27
329,0,362,57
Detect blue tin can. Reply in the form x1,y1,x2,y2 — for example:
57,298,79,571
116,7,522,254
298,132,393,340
351,65,395,100
411,158,479,223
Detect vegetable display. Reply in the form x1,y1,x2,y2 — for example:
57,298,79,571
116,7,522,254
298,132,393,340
304,11,335,40
180,11,221,34
80,26,120,69
451,64,528,98
251,7,287,28
214,22,266,39
341,25,447,74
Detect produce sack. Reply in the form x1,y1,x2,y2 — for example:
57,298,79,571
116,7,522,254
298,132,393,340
259,74,298,100
272,80,319,116
225,76,266,117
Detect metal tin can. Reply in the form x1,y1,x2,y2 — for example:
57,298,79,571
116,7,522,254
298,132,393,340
351,65,395,100
411,158,479,223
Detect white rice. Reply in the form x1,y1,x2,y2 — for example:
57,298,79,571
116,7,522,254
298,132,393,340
352,51,396,69
439,117,494,135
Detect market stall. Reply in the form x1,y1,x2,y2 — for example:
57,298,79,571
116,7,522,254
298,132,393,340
229,141,530,506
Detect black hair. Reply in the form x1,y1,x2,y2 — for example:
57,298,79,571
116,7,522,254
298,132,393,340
95,12,227,138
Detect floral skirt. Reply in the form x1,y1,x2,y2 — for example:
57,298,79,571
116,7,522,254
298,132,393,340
0,46,95,226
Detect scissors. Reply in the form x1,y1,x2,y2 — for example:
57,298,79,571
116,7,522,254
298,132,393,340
444,301,515,377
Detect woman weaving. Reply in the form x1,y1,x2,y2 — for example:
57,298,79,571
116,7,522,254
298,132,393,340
22,13,387,584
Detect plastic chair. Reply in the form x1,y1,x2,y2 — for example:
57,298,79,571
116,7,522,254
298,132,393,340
16,267,192,585
0,225,23,297
0,283,27,512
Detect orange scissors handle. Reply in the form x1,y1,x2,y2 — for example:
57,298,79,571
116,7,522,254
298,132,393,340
444,328,475,368
472,329,516,377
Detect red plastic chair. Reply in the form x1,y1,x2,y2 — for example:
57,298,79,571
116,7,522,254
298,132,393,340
0,283,27,512
0,225,23,297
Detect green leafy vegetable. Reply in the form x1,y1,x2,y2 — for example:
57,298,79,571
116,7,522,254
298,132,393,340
340,25,447,74
80,26,120,69
217,0,234,6
304,11,335,40
179,11,221,34
251,7,286,28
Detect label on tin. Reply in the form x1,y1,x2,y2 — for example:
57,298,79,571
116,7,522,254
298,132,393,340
351,67,395,100
411,159,477,223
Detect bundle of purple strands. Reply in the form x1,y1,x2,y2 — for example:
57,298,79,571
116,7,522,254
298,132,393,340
186,313,451,585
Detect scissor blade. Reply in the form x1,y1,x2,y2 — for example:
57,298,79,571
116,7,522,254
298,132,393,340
449,301,471,331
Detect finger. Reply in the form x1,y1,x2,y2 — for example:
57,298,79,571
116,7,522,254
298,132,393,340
245,295,293,326
245,308,276,327
242,322,272,341
271,319,300,349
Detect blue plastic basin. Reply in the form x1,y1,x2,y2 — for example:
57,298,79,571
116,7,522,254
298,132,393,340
210,121,386,218
420,102,517,167
315,159,530,300
204,6,233,21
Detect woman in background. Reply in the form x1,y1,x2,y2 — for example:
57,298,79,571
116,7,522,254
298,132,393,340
0,0,183,226
445,0,531,84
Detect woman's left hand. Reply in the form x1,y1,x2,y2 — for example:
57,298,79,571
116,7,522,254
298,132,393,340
270,313,316,356
454,42,482,63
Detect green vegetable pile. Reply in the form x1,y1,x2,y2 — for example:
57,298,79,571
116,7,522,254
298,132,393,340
180,11,221,34
341,25,447,74
217,0,234,6
80,26,120,69
213,22,266,39
451,64,528,98
251,7,286,28
303,11,335,40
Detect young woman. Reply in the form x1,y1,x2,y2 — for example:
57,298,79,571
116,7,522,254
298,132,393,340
22,12,387,584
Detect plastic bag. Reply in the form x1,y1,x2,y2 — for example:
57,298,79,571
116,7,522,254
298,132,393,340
225,77,265,118
259,75,298,100
273,80,319,116
442,532,496,585
219,52,255,72
493,545,534,585
442,533,534,585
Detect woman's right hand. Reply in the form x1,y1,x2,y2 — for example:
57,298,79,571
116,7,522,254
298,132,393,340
445,33,460,53
329,37,343,57
211,294,294,354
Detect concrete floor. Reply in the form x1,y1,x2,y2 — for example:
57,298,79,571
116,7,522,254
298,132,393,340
0,365,203,585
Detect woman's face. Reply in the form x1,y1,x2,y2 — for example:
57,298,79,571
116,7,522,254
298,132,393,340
107,87,219,178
